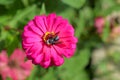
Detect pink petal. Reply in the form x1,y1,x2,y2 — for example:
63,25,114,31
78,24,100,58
94,16,105,34
55,44,76,58
23,37,42,43
0,54,10,80
40,46,51,68
60,37,78,43
65,43,76,58
22,25,42,44
58,25,74,37
47,13,57,31
34,15,47,32
26,42,43,60
0,50,8,63
50,47,64,66
22,29,41,39
10,49,25,63
27,20,44,36
9,69,18,80
20,60,33,77
10,69,27,80
33,53,44,65
0,67,11,80
51,16,63,32
22,41,33,50
65,43,77,50
55,37,77,49
54,19,68,33
53,45,64,56
64,48,75,58
55,41,67,48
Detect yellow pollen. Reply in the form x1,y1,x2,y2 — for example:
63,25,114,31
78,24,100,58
43,32,55,42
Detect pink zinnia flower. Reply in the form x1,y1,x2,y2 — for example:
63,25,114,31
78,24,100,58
94,16,105,34
0,49,33,80
22,13,77,68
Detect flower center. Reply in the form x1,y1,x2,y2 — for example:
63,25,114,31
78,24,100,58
43,32,59,45
8,60,18,68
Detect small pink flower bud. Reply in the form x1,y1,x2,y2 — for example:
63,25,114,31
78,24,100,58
94,16,105,34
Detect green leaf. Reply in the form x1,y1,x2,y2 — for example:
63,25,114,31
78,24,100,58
0,27,8,40
110,51,120,63
21,0,29,7
7,36,19,56
74,70,90,80
103,5,120,16
45,0,68,13
6,77,12,80
58,8,75,22
0,15,11,25
75,11,85,38
0,40,5,51
0,0,14,5
101,21,110,42
81,7,94,26
61,0,86,9
41,68,56,80
40,3,46,15
8,5,36,28
28,66,38,80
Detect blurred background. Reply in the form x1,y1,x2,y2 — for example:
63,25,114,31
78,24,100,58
0,0,120,80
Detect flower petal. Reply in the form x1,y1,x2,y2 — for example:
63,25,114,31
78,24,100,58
26,42,43,60
10,49,25,63
34,15,47,33
50,47,64,66
27,20,44,36
64,48,75,58
60,37,78,43
22,29,41,39
40,46,51,68
55,44,76,58
47,13,57,31
33,53,44,65
23,37,42,44
51,16,63,32
58,25,74,37
20,60,33,71
0,50,8,63
22,41,33,50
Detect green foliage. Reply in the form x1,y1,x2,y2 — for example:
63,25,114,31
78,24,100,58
41,68,56,80
0,0,14,5
109,51,120,64
101,21,110,42
40,3,46,15
61,0,86,9
8,5,37,28
75,10,85,38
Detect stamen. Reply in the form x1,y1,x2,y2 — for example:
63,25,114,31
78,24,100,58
43,32,59,45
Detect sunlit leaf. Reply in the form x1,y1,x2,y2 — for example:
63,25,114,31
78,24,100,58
40,3,46,15
61,0,86,9
0,0,14,5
